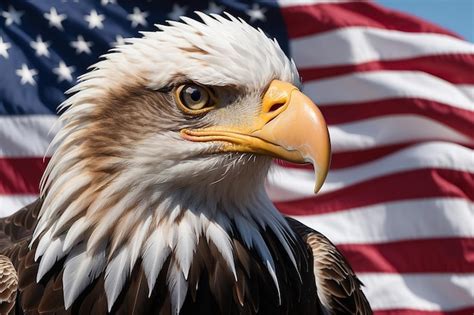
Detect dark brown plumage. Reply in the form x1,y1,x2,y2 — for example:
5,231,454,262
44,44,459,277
0,255,17,315
287,217,372,315
0,201,371,314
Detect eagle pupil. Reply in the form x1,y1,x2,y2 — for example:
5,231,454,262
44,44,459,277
178,84,212,111
187,87,201,102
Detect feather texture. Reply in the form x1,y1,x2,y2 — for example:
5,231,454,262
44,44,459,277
287,217,373,315
142,228,170,296
62,217,88,252
167,261,188,314
129,216,152,273
62,243,106,309
34,227,53,261
205,221,236,279
104,246,131,311
36,235,65,282
175,217,197,280
0,255,18,314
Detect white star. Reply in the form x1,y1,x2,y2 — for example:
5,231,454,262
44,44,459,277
101,0,116,5
30,35,50,57
16,64,38,85
246,4,267,23
112,35,126,47
205,2,224,15
168,4,187,21
127,7,148,28
84,10,105,29
70,35,93,54
53,61,75,82
44,7,67,30
2,6,24,26
0,36,11,59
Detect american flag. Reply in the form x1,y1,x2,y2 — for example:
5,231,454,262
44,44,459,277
0,1,473,314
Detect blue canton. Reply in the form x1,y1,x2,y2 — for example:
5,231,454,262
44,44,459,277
0,1,290,116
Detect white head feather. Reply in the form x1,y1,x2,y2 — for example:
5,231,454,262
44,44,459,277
33,12,300,312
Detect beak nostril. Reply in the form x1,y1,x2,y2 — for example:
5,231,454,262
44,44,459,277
269,102,285,113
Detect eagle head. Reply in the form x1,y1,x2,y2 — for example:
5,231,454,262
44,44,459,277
32,13,330,312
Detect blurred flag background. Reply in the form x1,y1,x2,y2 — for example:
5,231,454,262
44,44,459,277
0,1,473,314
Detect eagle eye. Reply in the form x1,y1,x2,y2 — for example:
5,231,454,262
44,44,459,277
175,83,215,114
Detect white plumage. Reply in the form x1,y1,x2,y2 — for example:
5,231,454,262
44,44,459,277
63,243,106,309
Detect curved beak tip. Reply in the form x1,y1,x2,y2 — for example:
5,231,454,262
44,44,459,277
313,169,327,194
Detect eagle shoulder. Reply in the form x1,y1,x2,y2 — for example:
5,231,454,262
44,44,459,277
286,217,373,315
0,255,18,314
0,199,41,252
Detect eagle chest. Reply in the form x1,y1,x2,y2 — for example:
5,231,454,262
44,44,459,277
14,231,319,315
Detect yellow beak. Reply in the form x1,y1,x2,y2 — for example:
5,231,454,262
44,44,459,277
181,80,331,193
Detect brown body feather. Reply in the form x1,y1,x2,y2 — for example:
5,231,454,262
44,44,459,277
0,200,372,315
287,217,373,315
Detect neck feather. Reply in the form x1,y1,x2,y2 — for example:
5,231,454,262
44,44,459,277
33,155,297,312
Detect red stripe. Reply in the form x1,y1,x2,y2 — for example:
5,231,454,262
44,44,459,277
276,168,474,215
374,307,474,315
331,143,414,169
0,158,47,194
281,2,462,39
299,54,474,84
319,98,474,137
337,238,474,273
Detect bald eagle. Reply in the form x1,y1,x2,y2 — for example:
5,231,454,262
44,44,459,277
0,13,371,315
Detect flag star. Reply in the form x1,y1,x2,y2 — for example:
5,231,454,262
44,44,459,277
127,7,148,28
70,35,93,54
101,0,116,5
0,36,11,59
205,2,224,15
246,4,267,23
44,7,67,30
30,35,51,57
168,4,187,21
112,35,126,47
53,61,75,82
84,10,105,29
2,6,24,26
16,64,38,85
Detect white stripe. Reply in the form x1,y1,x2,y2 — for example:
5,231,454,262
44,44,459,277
291,27,474,68
0,195,37,218
360,273,474,311
303,70,474,110
459,84,474,101
293,198,474,244
268,142,473,200
0,115,58,157
329,115,472,152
